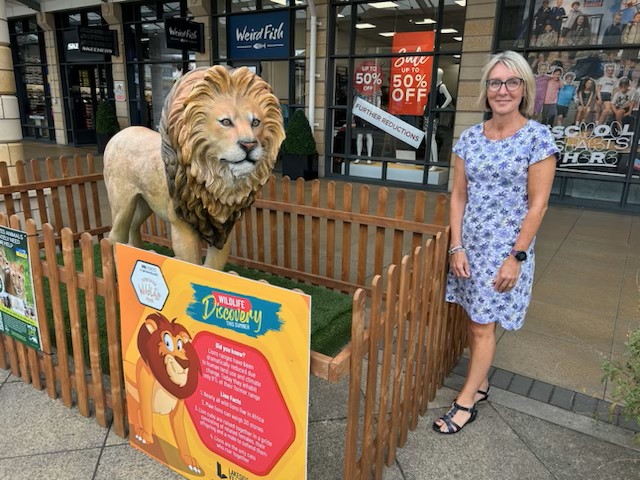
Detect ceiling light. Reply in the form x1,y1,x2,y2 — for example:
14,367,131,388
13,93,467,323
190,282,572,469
454,55,461,58
379,32,396,37
368,1,399,8
415,18,437,25
356,23,377,29
270,0,287,5
454,0,466,5
453,36,462,41
440,28,458,34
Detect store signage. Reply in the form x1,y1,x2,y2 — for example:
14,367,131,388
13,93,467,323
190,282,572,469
117,245,310,480
228,11,289,59
77,26,118,56
551,122,634,174
353,96,425,149
165,18,205,53
354,61,383,96
389,32,435,116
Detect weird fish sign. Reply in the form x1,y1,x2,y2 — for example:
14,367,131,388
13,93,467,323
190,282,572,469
228,10,290,59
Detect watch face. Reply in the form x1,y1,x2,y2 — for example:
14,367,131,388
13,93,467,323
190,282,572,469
515,251,527,262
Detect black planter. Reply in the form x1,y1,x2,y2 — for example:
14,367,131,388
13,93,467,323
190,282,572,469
96,133,113,154
281,153,318,180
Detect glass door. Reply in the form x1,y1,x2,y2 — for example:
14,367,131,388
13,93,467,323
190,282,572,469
69,65,108,145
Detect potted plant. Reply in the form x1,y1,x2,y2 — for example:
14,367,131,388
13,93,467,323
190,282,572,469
95,100,120,154
280,109,318,180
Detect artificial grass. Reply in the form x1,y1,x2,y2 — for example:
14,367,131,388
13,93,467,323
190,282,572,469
41,243,352,373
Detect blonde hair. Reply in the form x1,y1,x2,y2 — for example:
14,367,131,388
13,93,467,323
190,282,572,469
478,51,536,117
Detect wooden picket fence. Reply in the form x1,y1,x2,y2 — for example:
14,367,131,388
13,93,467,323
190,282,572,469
0,156,469,479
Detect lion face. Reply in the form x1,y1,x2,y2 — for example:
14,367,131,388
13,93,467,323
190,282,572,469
159,65,286,249
197,97,270,183
8,263,25,299
138,312,200,398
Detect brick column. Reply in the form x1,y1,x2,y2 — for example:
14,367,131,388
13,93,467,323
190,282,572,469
309,0,328,176
0,0,24,178
449,0,497,188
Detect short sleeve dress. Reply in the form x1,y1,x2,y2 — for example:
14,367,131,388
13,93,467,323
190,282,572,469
445,120,559,330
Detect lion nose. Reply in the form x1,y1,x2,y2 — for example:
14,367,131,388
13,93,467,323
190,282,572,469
238,140,257,153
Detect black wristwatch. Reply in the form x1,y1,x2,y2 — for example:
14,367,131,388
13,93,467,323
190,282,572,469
509,249,527,262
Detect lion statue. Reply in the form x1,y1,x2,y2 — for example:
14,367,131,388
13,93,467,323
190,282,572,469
103,66,285,269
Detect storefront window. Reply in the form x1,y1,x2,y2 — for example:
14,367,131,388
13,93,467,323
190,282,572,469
123,0,195,130
327,0,463,187
10,18,54,141
496,0,640,210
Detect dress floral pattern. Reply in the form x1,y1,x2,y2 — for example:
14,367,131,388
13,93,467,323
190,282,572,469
445,120,559,330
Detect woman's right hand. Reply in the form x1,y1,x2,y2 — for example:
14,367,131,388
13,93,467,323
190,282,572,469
449,251,471,278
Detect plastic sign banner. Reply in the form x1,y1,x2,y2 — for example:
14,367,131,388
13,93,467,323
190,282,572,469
228,10,289,59
353,96,425,148
388,32,435,115
354,61,383,96
0,226,41,351
117,244,310,480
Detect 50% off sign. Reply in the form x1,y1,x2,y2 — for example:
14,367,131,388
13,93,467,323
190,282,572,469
354,61,383,96
389,55,433,115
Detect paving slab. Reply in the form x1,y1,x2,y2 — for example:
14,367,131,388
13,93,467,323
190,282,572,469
94,444,184,480
495,404,640,480
0,448,102,480
493,328,606,397
0,382,109,457
397,404,555,480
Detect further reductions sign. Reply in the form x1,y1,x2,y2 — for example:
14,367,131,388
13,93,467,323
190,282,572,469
388,32,435,115
354,61,383,96
0,226,41,351
117,245,310,480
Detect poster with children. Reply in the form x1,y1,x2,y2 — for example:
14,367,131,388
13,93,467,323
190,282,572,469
0,226,41,351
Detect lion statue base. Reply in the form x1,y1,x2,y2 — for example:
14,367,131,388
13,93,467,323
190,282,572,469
104,66,285,269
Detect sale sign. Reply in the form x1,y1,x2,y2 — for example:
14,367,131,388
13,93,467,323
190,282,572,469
388,32,435,115
354,61,383,96
117,244,310,480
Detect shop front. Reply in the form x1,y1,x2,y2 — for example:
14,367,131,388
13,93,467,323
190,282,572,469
324,0,466,190
56,9,116,146
496,0,640,210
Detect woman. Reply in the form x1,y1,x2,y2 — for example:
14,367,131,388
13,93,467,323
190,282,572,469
575,76,595,124
567,14,591,46
433,51,558,434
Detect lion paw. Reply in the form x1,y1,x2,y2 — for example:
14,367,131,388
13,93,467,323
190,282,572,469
182,455,203,475
133,428,153,445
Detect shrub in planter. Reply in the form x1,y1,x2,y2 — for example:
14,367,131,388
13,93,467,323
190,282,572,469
280,109,318,180
602,326,640,443
95,100,120,154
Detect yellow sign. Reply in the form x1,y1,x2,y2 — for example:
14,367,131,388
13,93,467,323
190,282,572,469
117,244,310,479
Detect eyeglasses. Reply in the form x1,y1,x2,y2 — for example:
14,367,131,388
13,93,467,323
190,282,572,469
485,77,524,92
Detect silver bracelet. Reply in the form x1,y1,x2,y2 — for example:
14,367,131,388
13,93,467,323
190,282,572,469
448,245,465,255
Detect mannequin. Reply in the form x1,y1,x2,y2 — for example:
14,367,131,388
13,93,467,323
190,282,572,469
355,94,381,164
424,68,453,167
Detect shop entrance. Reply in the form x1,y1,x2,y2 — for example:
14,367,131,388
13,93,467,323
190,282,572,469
69,65,108,145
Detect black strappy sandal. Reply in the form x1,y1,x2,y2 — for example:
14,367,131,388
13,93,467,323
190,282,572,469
477,385,490,403
432,401,478,435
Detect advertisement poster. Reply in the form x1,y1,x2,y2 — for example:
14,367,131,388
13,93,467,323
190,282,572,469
117,245,310,479
353,96,425,148
0,226,41,351
388,31,435,115
353,60,383,97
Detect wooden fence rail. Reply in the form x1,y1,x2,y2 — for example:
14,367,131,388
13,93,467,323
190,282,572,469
0,157,468,480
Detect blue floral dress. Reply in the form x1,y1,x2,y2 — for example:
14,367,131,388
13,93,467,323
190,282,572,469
445,120,559,330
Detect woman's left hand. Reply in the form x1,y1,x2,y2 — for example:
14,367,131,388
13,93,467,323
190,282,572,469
493,257,521,293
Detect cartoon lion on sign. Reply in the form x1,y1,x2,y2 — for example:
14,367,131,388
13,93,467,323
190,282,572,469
127,312,202,474
104,66,285,269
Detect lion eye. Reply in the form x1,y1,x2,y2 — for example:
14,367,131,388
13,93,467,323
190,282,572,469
163,332,174,352
177,339,183,351
219,118,233,127
251,118,261,128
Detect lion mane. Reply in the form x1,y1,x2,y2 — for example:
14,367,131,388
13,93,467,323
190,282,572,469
159,65,285,249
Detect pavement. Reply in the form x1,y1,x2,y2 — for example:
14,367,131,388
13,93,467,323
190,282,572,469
0,141,639,479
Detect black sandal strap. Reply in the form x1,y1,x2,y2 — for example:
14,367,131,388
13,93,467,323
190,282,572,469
452,401,476,414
